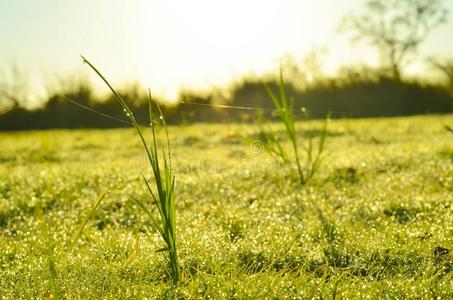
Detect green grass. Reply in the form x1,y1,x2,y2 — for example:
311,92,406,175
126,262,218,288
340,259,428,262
263,70,329,184
79,56,179,284
0,114,452,298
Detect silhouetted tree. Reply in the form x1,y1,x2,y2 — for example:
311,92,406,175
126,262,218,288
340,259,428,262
340,0,448,80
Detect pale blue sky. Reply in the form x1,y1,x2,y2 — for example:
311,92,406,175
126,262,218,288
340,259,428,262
1,0,453,101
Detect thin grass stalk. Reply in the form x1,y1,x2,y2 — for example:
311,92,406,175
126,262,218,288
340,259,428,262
264,69,329,184
82,56,178,284
70,191,108,251
310,113,330,178
265,70,305,183
256,126,289,163
301,108,313,179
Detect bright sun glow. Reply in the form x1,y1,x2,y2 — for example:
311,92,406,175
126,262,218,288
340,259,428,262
130,0,340,99
0,0,452,101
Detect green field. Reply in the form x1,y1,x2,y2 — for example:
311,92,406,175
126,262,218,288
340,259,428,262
1,115,452,299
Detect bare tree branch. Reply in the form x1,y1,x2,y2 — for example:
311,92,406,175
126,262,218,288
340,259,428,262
340,0,448,80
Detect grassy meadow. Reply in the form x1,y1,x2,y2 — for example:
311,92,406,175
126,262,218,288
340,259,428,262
0,114,452,299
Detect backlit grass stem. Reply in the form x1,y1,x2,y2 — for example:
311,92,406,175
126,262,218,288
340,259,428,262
264,69,329,184
81,56,179,284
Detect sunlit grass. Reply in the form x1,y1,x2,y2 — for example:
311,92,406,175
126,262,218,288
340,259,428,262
263,69,329,184
0,115,452,298
80,56,179,284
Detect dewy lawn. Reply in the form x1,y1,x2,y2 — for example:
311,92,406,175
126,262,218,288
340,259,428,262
0,115,452,299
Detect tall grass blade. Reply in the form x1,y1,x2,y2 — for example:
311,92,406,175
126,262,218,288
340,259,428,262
263,69,329,184
82,56,179,284
70,190,107,251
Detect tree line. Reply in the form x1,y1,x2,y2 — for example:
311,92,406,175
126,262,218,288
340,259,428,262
0,68,452,130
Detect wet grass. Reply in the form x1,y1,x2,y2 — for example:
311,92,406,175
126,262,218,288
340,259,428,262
81,56,179,284
0,114,452,299
262,70,329,184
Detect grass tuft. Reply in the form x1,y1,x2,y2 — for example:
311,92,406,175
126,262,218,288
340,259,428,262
263,69,330,184
80,56,179,284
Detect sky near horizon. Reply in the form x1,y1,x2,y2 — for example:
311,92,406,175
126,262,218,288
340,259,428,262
1,0,453,101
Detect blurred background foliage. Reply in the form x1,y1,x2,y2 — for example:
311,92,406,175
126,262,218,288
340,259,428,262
1,57,452,130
